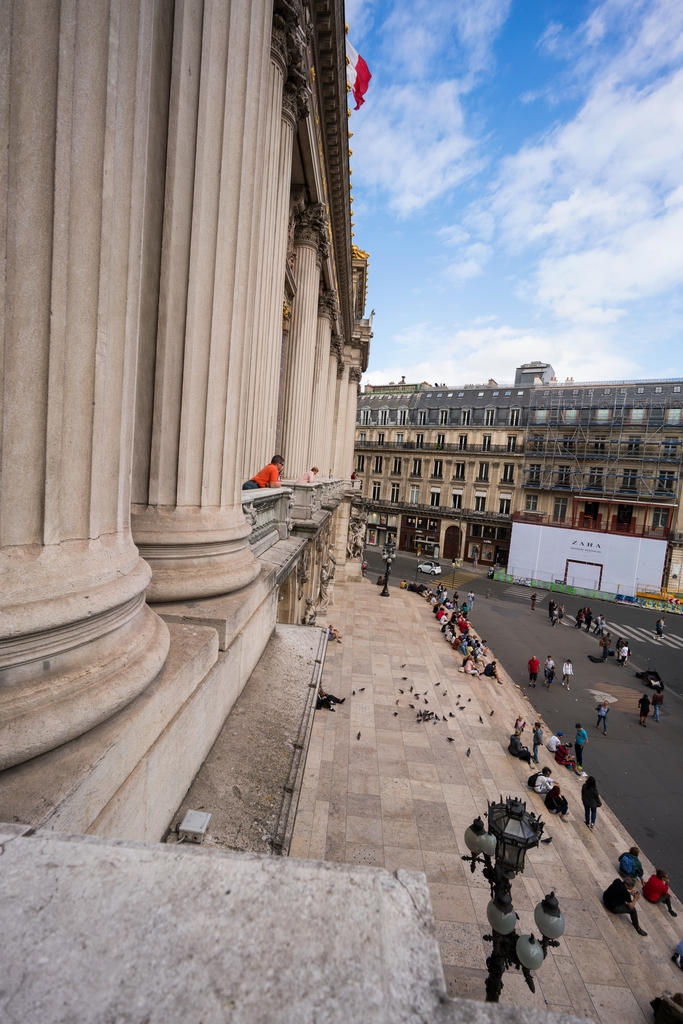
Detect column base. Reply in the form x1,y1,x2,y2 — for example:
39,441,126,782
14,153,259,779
132,505,261,602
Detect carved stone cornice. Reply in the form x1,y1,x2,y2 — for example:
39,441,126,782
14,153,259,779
294,203,328,257
318,289,338,322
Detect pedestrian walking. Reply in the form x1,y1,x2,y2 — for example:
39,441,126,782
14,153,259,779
643,870,678,917
655,617,665,639
617,642,629,668
638,692,651,727
532,722,543,764
558,603,565,624
548,598,556,622
543,655,555,689
584,607,593,632
467,590,475,609
562,659,573,689
652,688,663,722
528,655,539,687
581,775,602,829
551,605,559,627
530,592,537,611
574,722,588,772
575,607,585,629
596,699,609,734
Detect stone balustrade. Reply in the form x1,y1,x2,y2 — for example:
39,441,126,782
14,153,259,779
241,487,294,557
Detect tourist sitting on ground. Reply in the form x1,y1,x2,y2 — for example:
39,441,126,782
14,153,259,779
508,730,533,764
243,454,284,489
316,685,345,710
400,580,408,589
327,625,342,642
528,767,554,794
483,660,502,682
643,870,678,917
296,466,319,483
554,741,581,774
673,938,683,972
602,876,647,935
618,847,644,881
463,657,480,678
376,575,384,585
651,992,683,1024
546,731,564,753
544,785,569,820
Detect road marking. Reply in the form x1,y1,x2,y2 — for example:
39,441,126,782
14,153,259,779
608,622,681,648
503,585,546,603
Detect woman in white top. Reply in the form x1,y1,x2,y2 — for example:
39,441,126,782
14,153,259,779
296,466,319,483
562,659,574,690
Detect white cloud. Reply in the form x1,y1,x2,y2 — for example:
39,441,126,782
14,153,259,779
443,242,492,285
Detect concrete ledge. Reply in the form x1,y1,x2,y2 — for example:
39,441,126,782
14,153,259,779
0,827,590,1024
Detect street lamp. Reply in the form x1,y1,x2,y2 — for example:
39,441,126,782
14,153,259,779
380,538,395,597
461,797,565,1003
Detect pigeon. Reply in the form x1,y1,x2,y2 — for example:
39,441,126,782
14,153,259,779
459,706,465,711
409,686,413,693
490,711,495,717
447,736,455,742
357,732,361,740
352,690,355,695
409,703,415,709
467,698,471,703
435,681,441,686
393,712,398,717
479,716,483,723
402,676,408,680
359,687,365,692
424,699,428,704
449,712,455,718
442,691,447,696
466,748,471,757
398,689,404,694
541,837,553,845
401,663,406,668
396,699,400,705
457,694,461,699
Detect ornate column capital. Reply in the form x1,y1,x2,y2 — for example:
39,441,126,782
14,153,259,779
318,288,338,322
349,365,363,384
337,358,347,380
330,332,343,359
294,203,329,259
274,0,311,128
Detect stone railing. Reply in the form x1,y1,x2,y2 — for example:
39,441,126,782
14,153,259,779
241,487,293,557
281,478,350,522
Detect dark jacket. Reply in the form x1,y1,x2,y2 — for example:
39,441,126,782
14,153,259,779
508,735,529,759
581,783,602,809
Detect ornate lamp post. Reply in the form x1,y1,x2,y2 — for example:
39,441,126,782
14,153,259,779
462,797,565,1003
380,538,395,597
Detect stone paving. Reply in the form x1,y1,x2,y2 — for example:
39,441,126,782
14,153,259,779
290,578,682,1022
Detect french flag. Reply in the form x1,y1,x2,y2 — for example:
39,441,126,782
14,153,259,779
346,39,372,111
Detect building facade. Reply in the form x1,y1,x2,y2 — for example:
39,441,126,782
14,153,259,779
354,364,683,593
0,0,369,837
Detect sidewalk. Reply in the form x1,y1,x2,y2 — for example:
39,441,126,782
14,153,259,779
291,579,681,1022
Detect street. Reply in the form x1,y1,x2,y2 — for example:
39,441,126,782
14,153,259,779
362,546,683,897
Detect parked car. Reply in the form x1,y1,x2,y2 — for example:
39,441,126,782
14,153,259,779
417,560,441,576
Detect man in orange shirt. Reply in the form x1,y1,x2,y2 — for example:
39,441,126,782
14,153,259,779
243,455,284,489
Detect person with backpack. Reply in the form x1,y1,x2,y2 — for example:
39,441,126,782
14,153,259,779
638,692,651,727
596,699,609,734
581,776,602,829
532,722,543,764
529,766,554,793
618,846,644,882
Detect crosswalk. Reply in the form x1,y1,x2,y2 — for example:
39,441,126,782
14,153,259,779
565,615,683,649
503,585,547,604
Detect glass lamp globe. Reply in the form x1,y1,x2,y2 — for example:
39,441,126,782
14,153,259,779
464,817,495,856
534,892,565,939
486,892,517,935
516,933,545,971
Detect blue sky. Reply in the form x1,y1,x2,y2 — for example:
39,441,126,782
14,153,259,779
345,0,683,386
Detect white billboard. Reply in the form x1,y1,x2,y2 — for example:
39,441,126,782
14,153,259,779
508,522,667,596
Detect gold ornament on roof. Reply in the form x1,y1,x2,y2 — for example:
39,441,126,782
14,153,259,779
351,243,369,260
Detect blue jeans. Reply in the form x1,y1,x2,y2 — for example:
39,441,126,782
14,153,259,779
575,744,584,768
597,714,607,733
653,703,661,721
585,806,597,826
533,743,540,763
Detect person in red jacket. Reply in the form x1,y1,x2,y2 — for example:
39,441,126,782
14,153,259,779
528,655,539,688
643,870,678,917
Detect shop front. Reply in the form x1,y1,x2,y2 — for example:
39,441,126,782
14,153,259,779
400,515,441,558
465,523,510,567
364,511,398,549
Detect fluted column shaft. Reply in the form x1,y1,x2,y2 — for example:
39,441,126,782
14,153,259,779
307,295,335,471
0,0,170,770
332,361,350,478
322,346,340,476
242,43,295,479
343,367,362,479
279,206,325,479
131,0,273,602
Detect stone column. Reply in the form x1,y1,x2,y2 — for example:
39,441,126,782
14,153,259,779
321,336,343,476
0,0,170,771
279,204,327,479
308,291,337,471
343,366,363,479
131,0,273,602
332,361,350,478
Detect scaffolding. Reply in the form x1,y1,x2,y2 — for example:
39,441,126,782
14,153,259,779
521,384,681,537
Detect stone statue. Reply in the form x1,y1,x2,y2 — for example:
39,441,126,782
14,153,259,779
318,565,330,614
303,596,317,626
346,506,367,559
